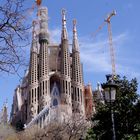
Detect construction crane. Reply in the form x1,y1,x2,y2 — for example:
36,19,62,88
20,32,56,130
36,0,42,17
36,0,42,6
92,10,116,78
25,0,42,16
18,0,42,23
105,10,116,77
29,0,43,36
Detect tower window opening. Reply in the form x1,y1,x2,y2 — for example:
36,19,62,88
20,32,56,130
72,93,74,100
46,81,47,95
66,81,67,94
32,89,34,103
69,82,71,95
40,83,42,96
38,87,39,101
78,88,80,101
63,80,65,93
75,87,77,101
35,88,36,102
80,89,82,102
43,81,44,95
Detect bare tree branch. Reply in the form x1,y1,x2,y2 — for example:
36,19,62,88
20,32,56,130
0,0,31,74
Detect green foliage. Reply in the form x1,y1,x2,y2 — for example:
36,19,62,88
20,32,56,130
86,76,140,140
85,128,97,140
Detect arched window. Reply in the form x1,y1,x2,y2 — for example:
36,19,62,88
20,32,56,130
53,99,58,106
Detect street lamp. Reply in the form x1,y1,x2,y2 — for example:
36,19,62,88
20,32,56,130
102,74,118,140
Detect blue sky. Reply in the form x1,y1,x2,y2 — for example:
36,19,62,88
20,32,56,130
0,0,140,116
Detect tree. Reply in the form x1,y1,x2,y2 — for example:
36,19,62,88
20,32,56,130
19,113,90,140
0,0,30,74
86,76,140,140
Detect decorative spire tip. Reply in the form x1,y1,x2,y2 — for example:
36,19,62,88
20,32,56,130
61,9,66,17
61,8,68,39
73,19,77,26
73,19,77,33
32,20,37,40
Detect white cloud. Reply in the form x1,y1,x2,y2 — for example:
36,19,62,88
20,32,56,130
79,33,128,73
49,27,140,80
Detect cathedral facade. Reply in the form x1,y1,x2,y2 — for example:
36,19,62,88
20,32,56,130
10,6,93,128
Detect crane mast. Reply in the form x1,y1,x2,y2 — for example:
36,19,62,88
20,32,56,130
105,10,116,77
92,10,116,78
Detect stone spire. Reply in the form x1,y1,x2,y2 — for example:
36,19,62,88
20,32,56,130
61,9,68,40
38,7,50,111
60,9,70,77
72,19,79,52
31,20,38,53
84,84,93,118
28,20,39,122
29,20,38,86
39,7,49,43
0,101,8,124
71,19,84,114
29,20,38,85
72,19,83,84
39,7,49,77
60,9,72,116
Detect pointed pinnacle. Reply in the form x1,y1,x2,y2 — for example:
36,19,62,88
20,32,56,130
61,9,66,18
73,19,78,40
61,9,68,39
62,9,67,27
73,19,77,32
32,20,37,40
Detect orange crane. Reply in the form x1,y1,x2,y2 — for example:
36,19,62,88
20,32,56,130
36,0,42,6
15,1,41,34
30,0,43,35
26,0,42,15
36,0,42,16
93,10,116,78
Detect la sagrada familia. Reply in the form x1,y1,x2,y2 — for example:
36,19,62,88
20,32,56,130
10,5,93,128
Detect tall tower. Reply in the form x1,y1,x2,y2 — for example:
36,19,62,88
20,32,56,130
38,7,50,111
84,83,93,118
71,20,85,114
60,9,72,115
0,102,8,124
28,20,39,121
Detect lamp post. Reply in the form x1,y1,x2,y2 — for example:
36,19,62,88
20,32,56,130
102,74,118,140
